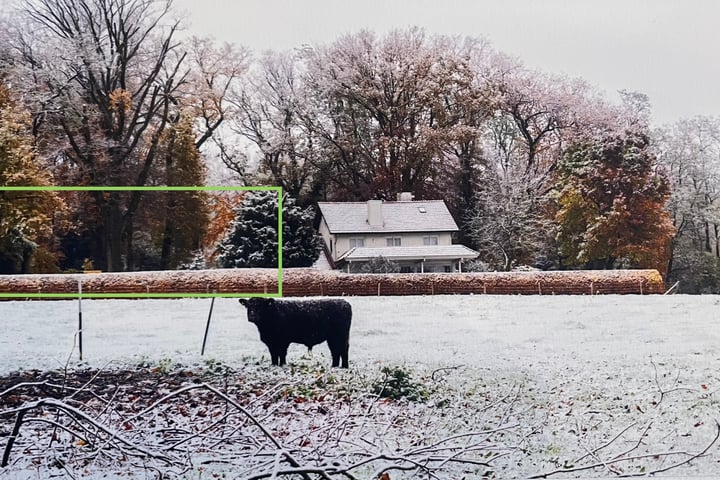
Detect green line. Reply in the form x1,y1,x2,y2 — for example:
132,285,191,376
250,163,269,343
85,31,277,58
0,185,284,298
277,189,283,297
0,292,283,299
0,186,283,192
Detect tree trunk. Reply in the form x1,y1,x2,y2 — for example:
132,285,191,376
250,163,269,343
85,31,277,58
705,221,712,253
666,239,676,281
124,214,135,271
605,256,616,270
98,193,126,272
160,195,176,270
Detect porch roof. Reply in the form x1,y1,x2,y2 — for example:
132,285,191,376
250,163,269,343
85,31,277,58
337,245,479,263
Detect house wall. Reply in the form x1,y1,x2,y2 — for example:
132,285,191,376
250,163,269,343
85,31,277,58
318,218,334,255
334,232,453,259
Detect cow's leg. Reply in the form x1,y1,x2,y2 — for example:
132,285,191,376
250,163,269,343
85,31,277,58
341,341,349,368
328,340,341,367
268,345,280,366
279,344,289,366
328,337,350,368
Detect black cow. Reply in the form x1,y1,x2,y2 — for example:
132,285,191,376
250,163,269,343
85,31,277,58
239,298,352,368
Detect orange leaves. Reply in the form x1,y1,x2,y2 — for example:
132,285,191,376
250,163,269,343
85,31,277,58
109,89,132,113
555,132,676,273
203,191,246,255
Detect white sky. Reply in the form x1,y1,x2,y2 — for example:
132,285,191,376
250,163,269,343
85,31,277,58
173,0,720,126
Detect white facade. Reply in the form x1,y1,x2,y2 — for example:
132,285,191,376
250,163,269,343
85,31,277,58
319,225,453,262
317,198,479,273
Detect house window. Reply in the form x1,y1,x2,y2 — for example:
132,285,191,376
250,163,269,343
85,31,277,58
386,237,401,246
349,238,365,248
423,236,439,245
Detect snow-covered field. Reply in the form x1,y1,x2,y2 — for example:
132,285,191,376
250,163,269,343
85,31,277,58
2,294,720,478
4,294,720,373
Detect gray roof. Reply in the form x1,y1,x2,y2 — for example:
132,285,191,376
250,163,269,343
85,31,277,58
317,200,458,234
338,245,479,262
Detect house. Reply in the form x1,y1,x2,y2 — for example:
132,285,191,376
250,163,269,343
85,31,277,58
316,193,479,273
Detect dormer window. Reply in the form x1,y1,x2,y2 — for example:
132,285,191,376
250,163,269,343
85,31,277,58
418,207,427,213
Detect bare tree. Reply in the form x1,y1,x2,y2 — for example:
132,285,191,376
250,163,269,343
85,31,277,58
9,0,188,271
655,116,720,291
303,28,486,201
229,50,321,204
465,171,556,270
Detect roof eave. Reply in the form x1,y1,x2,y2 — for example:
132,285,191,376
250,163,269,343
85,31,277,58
342,253,479,262
327,228,459,234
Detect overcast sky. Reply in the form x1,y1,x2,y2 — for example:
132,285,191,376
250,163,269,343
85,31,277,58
173,0,719,126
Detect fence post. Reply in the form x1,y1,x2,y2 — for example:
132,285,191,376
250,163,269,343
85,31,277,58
77,280,83,361
201,296,216,356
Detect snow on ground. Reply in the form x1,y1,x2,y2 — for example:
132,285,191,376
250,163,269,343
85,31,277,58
3,294,720,478
2,294,719,375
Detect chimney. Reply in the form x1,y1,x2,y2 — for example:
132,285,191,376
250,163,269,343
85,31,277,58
367,199,383,227
397,192,413,201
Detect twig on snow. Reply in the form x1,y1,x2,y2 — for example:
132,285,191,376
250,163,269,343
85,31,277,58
430,365,464,381
1,398,174,467
650,356,699,405
529,420,720,478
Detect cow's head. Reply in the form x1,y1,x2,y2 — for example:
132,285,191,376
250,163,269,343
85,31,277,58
239,298,275,323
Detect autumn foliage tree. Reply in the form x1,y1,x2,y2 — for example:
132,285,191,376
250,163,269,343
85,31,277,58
0,83,64,273
156,114,211,270
7,0,247,271
7,0,188,271
555,131,675,273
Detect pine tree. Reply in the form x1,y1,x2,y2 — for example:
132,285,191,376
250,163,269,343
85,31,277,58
216,192,320,268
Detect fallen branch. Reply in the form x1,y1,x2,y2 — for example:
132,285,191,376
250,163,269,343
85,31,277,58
2,398,174,467
529,420,720,478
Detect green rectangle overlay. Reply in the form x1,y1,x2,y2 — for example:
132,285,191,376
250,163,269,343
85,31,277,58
0,186,283,299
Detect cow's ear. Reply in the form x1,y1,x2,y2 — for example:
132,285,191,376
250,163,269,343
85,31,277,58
239,299,248,306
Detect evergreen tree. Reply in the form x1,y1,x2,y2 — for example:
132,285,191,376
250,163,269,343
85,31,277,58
216,192,320,268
